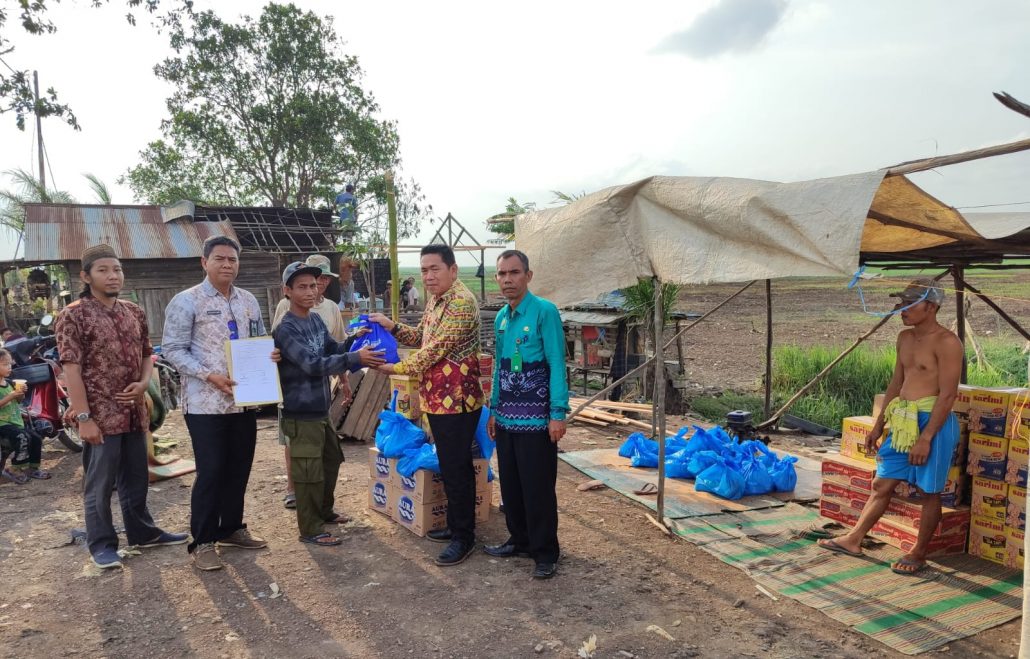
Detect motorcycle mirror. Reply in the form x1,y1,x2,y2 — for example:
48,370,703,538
40,314,54,327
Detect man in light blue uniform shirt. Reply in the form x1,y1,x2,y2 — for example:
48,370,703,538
485,249,569,579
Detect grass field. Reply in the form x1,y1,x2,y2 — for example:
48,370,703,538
398,265,501,297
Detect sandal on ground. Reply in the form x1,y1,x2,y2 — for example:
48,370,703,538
891,557,928,575
2,469,29,485
283,492,296,509
817,538,864,558
299,532,342,547
633,482,659,495
324,512,352,524
27,469,51,480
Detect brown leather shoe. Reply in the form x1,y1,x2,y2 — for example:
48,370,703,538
192,543,223,571
216,528,268,550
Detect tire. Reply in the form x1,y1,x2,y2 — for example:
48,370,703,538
57,400,84,453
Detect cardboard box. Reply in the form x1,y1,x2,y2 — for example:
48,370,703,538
969,388,1018,437
1006,389,1030,440
367,479,393,519
968,515,1007,564
839,416,881,465
872,393,885,420
822,456,876,492
820,482,970,536
389,374,421,420
390,479,493,536
970,476,1008,521
1005,526,1024,569
967,433,1009,480
1006,438,1029,488
952,384,975,420
1007,485,1026,530
389,457,490,505
818,499,967,557
368,447,394,483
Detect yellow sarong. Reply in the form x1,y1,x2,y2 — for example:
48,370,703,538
883,396,937,453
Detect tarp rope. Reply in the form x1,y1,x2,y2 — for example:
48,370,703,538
848,266,930,317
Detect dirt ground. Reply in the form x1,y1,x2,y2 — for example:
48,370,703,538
1,275,1027,658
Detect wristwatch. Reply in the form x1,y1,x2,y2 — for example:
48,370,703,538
76,412,92,423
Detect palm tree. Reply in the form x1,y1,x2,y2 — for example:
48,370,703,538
0,169,76,259
83,173,113,205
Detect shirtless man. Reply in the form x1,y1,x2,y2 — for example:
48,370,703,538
819,279,963,575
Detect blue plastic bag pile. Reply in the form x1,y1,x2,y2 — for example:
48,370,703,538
617,425,798,500
374,398,495,480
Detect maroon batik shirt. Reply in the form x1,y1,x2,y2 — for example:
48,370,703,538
55,296,152,436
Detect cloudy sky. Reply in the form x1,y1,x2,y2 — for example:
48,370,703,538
1,0,1028,266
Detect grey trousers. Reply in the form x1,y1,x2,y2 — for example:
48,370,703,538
82,431,161,556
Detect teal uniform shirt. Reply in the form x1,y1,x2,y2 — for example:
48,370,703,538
491,292,570,432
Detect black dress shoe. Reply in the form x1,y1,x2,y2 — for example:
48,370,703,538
483,542,530,558
426,528,452,544
435,540,475,566
532,562,557,579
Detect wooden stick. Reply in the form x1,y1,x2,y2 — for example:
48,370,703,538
571,416,609,427
568,280,757,421
885,137,1030,177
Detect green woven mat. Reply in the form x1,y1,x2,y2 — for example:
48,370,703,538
670,505,1022,655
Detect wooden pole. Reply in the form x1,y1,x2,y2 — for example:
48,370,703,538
33,71,45,190
764,279,773,418
568,280,756,421
885,137,1030,177
653,278,667,526
953,264,968,384
386,171,400,323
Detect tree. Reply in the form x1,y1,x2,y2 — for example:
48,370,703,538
0,168,75,260
122,2,430,243
0,0,193,130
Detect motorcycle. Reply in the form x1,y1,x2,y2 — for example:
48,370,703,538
5,314,82,453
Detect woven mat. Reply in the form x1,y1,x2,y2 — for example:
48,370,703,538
670,505,1023,655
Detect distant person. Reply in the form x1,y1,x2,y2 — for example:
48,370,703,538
0,347,36,483
56,244,185,569
485,250,569,579
404,277,420,310
399,279,413,310
335,184,357,225
0,328,13,344
274,262,385,546
818,279,961,576
338,259,358,310
369,244,484,566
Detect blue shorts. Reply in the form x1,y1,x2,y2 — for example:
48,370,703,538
876,411,959,494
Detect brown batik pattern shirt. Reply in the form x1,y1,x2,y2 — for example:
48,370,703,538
55,296,152,436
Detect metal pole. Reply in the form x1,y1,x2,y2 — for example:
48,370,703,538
954,264,967,384
386,171,400,323
33,71,45,190
480,248,486,303
653,278,667,526
764,279,773,419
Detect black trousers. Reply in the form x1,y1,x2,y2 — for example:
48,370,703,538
427,410,480,545
184,411,257,552
495,427,560,563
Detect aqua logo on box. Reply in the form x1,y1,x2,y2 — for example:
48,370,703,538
398,496,416,523
371,482,388,507
375,454,390,477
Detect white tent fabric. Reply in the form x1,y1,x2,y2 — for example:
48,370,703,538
515,172,1013,307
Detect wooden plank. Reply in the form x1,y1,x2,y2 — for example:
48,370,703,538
340,370,375,437
571,416,609,427
357,373,392,441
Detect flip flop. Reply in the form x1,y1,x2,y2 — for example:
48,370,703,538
324,512,352,524
633,482,659,496
283,493,296,510
891,557,928,576
576,479,606,492
299,532,342,547
817,538,864,558
2,469,29,485
27,469,51,480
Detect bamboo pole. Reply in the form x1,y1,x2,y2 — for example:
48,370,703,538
764,279,773,418
386,171,400,323
885,137,1030,177
567,280,757,420
654,279,667,526
954,264,968,384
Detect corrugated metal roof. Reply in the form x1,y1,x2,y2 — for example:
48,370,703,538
22,203,238,261
560,310,629,326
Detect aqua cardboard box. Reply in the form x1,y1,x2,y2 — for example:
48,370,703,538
367,479,393,519
389,457,490,505
970,476,1008,520
1007,484,1026,531
390,480,492,537
969,388,1018,437
968,515,1007,564
368,447,394,482
1006,438,1029,487
1005,526,1024,569
967,433,1009,480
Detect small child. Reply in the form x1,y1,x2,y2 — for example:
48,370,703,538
0,348,49,484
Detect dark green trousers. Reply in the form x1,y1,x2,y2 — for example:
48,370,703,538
281,417,343,537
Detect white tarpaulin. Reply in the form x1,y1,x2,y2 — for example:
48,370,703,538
516,171,1009,307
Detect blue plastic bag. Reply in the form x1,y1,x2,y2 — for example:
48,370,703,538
740,457,774,496
396,443,441,477
474,407,495,461
665,451,694,479
630,445,659,468
348,314,400,371
770,455,798,492
695,458,746,500
619,433,657,459
686,449,721,479
374,405,427,458
684,426,723,455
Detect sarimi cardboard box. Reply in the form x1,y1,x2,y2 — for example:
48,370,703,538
1006,438,1029,488
968,515,1007,564
969,388,1018,437
367,479,393,519
839,416,881,465
822,456,876,492
952,384,976,421
1007,484,1026,531
820,482,970,537
1006,389,1030,440
970,476,1007,521
967,433,1009,480
1005,526,1024,569
389,374,421,420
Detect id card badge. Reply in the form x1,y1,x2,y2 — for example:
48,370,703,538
249,319,260,337
511,351,523,373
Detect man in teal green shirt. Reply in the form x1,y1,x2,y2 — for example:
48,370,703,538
485,250,569,579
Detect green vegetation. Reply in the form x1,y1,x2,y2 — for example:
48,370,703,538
691,340,1028,430
398,266,500,297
